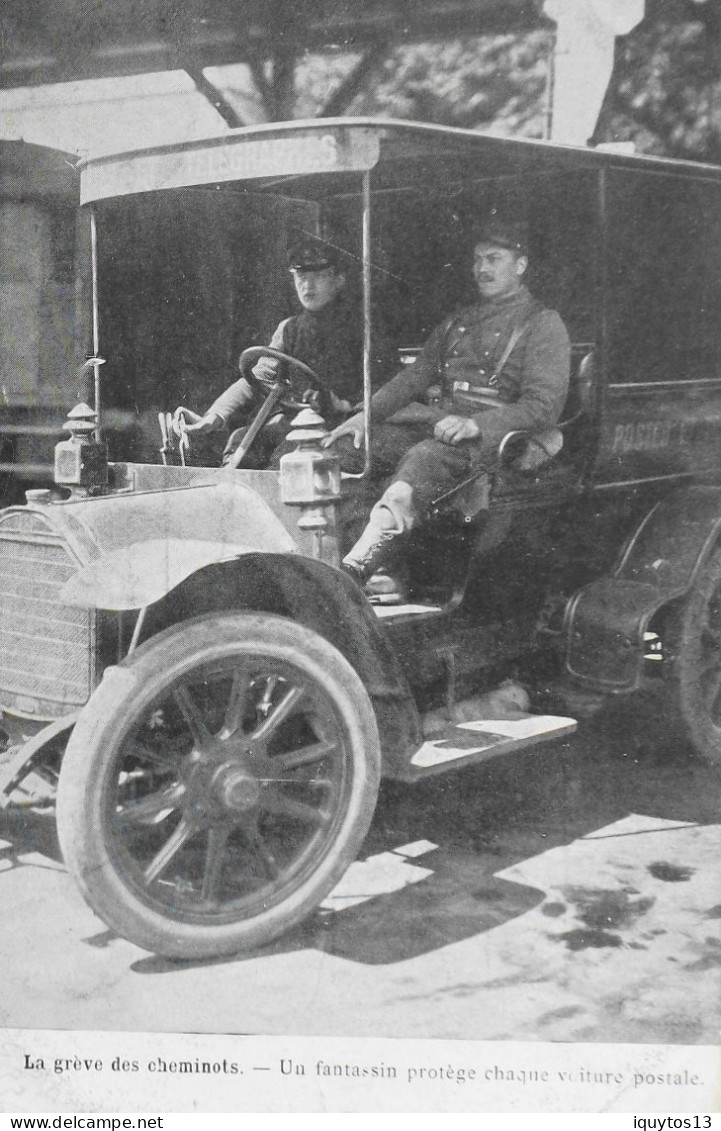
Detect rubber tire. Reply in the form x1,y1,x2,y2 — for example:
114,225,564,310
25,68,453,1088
664,546,721,765
56,612,381,959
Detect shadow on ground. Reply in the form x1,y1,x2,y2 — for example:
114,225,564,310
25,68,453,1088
120,697,721,972
1,694,719,974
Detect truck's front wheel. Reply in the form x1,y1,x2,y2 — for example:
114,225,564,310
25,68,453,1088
56,612,381,959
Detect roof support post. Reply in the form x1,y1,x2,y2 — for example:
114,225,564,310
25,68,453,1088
543,0,645,144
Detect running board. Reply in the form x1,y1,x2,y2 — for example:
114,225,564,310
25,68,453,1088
373,602,443,619
397,714,577,781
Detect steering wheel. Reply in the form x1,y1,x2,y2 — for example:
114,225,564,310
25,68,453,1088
226,347,323,471
239,346,319,401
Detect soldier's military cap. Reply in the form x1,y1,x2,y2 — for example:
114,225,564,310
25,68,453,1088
472,218,528,256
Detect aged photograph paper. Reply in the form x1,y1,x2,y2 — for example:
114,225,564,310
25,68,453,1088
0,0,720,1114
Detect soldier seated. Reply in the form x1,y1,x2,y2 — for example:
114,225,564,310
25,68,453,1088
324,219,571,597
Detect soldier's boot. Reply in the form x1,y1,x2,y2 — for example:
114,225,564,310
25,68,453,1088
342,481,415,602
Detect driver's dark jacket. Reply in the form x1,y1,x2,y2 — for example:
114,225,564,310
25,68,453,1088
370,285,570,456
206,293,392,427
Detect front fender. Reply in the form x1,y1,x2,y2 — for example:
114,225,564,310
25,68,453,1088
54,475,298,610
565,484,721,691
60,538,266,610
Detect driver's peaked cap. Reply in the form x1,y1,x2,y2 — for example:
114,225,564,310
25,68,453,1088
287,235,343,272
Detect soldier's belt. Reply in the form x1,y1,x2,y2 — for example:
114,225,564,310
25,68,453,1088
452,381,503,410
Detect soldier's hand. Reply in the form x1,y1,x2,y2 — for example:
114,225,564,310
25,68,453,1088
302,387,332,417
312,389,352,417
328,392,353,415
172,407,221,438
322,411,365,449
434,415,481,445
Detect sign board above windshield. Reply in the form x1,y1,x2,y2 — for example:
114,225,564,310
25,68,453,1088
80,127,381,203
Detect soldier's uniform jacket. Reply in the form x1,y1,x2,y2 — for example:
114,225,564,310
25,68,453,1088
370,285,571,453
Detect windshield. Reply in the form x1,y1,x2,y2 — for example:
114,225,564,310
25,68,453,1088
93,163,596,465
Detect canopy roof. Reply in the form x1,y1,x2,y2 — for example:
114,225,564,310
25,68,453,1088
79,116,721,204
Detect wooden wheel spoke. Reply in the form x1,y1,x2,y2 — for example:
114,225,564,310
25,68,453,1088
173,685,214,751
201,826,230,904
115,782,185,827
256,675,279,718
242,824,280,880
261,788,331,827
220,669,252,739
274,739,337,773
143,816,196,884
252,685,305,743
132,739,179,769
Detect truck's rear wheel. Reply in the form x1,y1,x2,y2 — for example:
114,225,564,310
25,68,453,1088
56,612,381,959
665,546,721,764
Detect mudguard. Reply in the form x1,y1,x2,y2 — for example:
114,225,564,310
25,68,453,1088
40,474,300,610
564,485,721,691
62,538,261,610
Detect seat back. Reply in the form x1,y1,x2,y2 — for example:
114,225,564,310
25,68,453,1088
561,345,595,427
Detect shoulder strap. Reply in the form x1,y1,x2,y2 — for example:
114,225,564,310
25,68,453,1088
488,320,529,386
488,300,544,386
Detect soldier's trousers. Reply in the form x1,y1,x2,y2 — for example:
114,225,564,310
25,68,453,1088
336,421,482,525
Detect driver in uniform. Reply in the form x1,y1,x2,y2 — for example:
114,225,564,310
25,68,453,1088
173,236,392,467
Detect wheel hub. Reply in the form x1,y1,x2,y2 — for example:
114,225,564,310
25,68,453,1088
182,740,267,823
214,763,261,812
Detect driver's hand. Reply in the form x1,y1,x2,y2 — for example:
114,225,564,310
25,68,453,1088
172,407,221,438
322,411,365,449
433,415,481,445
251,356,279,383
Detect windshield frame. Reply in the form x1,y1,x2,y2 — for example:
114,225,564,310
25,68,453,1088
84,144,380,474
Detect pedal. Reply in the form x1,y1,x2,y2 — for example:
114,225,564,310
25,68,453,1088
400,713,576,781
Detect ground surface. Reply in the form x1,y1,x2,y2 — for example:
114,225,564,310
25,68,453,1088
1,703,720,1044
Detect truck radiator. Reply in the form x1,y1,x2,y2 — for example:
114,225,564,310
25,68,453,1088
0,511,94,719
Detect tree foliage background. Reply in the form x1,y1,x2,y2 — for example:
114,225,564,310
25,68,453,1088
292,0,721,163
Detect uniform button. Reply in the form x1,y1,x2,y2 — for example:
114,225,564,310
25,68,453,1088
458,326,465,332
479,369,485,375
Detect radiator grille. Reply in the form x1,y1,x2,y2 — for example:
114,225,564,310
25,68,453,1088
0,513,93,717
